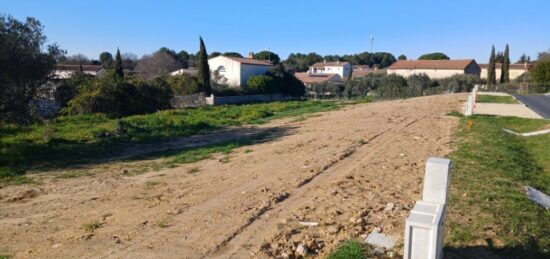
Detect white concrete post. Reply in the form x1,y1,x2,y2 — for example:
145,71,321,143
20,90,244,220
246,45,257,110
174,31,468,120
465,95,473,116
404,157,452,259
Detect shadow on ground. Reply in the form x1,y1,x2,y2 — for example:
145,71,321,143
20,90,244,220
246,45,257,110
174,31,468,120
1,124,297,178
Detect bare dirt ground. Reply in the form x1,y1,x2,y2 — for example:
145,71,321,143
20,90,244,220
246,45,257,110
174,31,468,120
0,94,465,258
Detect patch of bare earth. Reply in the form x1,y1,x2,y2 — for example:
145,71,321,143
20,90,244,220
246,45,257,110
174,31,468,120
0,94,466,258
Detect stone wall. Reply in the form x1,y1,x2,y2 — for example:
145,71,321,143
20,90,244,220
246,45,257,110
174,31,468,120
171,93,207,108
205,94,299,105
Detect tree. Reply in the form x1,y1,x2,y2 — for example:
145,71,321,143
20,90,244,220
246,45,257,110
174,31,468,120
222,52,243,58
208,51,222,59
121,53,138,70
500,44,510,83
246,75,276,94
197,37,211,95
531,50,550,83
177,50,190,68
0,15,61,120
494,51,505,63
398,54,407,60
135,51,181,80
99,51,114,68
487,46,497,86
343,69,353,99
418,52,450,60
114,48,124,78
254,51,280,64
516,54,531,64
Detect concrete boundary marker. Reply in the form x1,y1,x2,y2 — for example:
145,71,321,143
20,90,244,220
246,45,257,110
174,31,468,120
404,157,452,259
502,128,550,137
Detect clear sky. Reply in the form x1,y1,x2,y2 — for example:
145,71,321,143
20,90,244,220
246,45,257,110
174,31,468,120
2,0,549,63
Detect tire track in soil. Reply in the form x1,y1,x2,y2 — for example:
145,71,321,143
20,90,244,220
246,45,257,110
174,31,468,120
208,113,429,258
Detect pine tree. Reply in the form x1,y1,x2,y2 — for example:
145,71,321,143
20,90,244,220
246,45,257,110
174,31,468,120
114,48,124,78
343,69,353,99
500,44,510,83
487,45,497,86
197,37,211,95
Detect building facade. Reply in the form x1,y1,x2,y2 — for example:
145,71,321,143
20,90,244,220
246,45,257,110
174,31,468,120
387,59,481,79
208,54,272,87
308,61,351,78
479,63,532,81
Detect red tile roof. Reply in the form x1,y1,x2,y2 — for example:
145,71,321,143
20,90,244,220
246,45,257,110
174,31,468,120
225,56,273,66
388,59,476,70
295,72,341,84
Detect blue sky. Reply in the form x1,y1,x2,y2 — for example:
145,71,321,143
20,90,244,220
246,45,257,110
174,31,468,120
2,0,549,63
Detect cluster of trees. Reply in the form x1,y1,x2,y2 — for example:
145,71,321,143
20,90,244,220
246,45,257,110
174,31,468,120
418,52,450,60
310,73,482,100
246,64,305,96
487,44,511,85
0,15,65,121
283,52,397,72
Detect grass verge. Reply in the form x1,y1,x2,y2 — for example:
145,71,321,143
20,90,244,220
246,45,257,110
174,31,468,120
0,100,342,186
445,115,550,258
476,95,517,104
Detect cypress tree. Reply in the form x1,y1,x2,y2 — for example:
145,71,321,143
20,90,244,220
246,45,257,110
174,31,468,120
197,37,211,95
343,68,353,99
114,48,124,78
500,44,510,83
487,45,497,86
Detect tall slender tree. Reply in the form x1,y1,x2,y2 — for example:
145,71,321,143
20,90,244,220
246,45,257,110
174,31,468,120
500,44,510,83
197,37,211,95
487,45,497,86
343,69,353,99
114,48,124,78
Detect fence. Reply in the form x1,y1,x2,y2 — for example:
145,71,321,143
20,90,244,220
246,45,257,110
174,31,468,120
481,83,550,94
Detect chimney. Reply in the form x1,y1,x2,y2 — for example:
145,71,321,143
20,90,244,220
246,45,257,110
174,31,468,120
248,52,254,59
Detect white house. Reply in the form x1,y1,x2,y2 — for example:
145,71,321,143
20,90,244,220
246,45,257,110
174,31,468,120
208,53,273,87
308,61,351,78
479,63,532,81
53,64,104,79
294,72,342,87
387,59,481,79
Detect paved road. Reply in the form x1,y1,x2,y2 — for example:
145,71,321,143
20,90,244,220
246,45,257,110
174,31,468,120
513,94,550,119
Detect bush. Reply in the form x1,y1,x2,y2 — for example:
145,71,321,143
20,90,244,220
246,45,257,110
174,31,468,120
63,71,172,116
406,73,431,96
375,74,408,99
54,72,94,108
166,74,200,95
438,74,482,93
246,75,276,94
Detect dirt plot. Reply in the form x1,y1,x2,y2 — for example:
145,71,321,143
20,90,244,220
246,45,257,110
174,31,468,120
0,94,465,258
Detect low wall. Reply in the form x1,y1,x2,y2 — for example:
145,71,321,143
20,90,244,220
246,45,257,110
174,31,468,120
205,94,298,105
171,93,207,108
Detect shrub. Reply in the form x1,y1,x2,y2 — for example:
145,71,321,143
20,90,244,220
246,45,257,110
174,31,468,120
266,64,306,97
375,74,408,99
246,75,276,94
438,74,482,93
166,74,200,95
63,71,172,116
406,73,431,96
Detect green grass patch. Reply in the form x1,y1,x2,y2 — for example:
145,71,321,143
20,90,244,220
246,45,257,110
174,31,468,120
0,100,341,186
82,221,101,232
327,240,371,259
446,115,550,258
476,95,517,104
